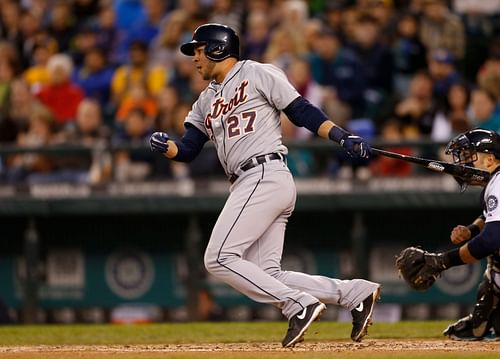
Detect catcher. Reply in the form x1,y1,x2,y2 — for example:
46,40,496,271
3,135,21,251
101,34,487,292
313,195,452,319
396,128,500,340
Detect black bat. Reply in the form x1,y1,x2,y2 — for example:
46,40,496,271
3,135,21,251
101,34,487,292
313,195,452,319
372,148,491,189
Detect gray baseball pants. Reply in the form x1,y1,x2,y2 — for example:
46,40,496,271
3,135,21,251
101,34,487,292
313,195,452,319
204,160,380,319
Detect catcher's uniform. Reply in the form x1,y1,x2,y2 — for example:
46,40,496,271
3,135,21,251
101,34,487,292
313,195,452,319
185,60,379,318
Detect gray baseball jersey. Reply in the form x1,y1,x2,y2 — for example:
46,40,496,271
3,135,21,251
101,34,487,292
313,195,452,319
185,60,295,175
188,60,379,320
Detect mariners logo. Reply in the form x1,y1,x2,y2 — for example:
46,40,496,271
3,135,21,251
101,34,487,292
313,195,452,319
487,195,498,212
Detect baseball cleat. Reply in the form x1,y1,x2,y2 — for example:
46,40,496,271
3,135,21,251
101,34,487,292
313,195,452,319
350,287,381,342
281,302,326,348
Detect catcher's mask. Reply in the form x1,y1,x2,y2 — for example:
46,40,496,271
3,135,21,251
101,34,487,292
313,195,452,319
445,128,500,166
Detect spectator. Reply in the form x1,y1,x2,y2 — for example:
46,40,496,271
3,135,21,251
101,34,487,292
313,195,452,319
388,70,438,137
370,119,413,177
321,1,347,43
111,40,167,106
361,0,398,45
428,48,462,106
169,52,198,104
392,12,427,97
452,0,500,80
23,37,57,94
469,87,500,132
47,1,77,53
125,0,168,47
18,9,44,69
477,38,500,103
350,14,394,119
0,49,16,113
241,11,271,62
37,54,84,126
113,107,155,182
51,99,111,184
5,106,55,183
263,26,307,71
430,81,471,141
72,0,100,29
0,1,23,59
116,82,158,123
69,26,98,68
308,29,367,120
149,10,188,66
154,85,180,133
209,0,243,35
72,47,114,109
93,5,121,66
0,79,43,143
420,0,465,61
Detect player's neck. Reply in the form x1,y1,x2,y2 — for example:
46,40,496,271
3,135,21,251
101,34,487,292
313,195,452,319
213,58,238,83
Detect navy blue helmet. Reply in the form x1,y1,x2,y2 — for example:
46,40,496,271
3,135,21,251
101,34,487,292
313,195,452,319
180,23,240,62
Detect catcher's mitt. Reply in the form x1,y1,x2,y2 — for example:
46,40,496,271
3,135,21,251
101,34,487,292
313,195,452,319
395,247,447,291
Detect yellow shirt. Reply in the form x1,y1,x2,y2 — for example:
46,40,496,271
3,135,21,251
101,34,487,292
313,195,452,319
111,65,167,100
24,66,50,92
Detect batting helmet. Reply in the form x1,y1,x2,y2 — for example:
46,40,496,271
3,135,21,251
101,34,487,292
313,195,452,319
180,23,240,62
445,128,500,165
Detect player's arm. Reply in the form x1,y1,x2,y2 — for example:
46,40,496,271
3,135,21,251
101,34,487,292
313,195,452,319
150,124,209,162
450,215,485,245
282,96,371,159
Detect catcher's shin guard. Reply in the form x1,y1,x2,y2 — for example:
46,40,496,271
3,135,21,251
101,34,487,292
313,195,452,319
443,314,482,341
472,267,499,337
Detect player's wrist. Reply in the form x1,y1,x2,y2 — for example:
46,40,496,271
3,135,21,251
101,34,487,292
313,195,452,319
440,248,465,268
467,223,480,238
328,126,350,144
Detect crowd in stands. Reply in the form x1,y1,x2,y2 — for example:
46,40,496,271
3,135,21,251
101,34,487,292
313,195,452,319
0,0,500,184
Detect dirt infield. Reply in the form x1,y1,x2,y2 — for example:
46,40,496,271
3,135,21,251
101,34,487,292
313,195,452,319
1,339,499,353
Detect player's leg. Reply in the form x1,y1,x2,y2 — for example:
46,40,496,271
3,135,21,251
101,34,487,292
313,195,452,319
204,163,320,319
244,198,380,341
245,219,379,310
444,262,500,340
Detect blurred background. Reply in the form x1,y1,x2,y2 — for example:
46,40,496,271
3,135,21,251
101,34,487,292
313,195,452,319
0,0,499,325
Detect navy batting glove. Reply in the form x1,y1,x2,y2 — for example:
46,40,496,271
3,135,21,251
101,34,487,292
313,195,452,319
150,132,170,153
328,126,372,159
340,135,372,159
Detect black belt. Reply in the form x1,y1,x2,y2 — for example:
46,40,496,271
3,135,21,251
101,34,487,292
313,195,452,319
229,153,285,184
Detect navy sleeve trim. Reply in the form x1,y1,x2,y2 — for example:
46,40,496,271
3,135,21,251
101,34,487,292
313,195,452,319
173,124,209,162
282,96,328,134
467,221,500,260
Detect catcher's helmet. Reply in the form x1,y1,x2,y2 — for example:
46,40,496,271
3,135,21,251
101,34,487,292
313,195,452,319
445,128,500,165
180,23,239,62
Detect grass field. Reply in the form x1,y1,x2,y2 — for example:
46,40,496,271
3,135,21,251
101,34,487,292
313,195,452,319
0,321,499,359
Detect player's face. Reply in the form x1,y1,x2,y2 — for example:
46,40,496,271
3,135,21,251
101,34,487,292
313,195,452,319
473,153,495,172
193,46,216,81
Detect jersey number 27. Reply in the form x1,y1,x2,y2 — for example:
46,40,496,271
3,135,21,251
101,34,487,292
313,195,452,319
227,111,256,138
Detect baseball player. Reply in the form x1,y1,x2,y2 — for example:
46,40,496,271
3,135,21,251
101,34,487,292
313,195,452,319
150,23,381,348
442,130,500,341
396,129,500,340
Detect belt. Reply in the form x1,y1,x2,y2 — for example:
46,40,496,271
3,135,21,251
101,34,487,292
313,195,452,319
229,153,285,184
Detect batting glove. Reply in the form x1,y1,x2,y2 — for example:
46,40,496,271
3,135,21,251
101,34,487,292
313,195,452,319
329,126,372,159
340,135,372,159
150,132,170,153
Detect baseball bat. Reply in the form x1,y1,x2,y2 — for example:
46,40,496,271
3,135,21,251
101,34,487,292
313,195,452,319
372,148,490,186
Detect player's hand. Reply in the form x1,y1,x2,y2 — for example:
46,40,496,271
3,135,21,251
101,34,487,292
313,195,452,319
150,132,170,153
340,135,372,159
450,225,471,245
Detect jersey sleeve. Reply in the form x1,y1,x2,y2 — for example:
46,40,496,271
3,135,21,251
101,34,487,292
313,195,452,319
483,173,500,223
254,63,300,110
184,98,208,136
